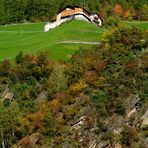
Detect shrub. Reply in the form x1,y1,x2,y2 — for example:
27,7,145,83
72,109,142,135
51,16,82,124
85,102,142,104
91,90,108,117
29,17,40,23
69,79,88,94
43,112,56,139
103,25,146,51
105,15,121,27
121,126,140,147
115,100,126,115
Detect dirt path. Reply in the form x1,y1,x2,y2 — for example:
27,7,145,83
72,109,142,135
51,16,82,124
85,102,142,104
0,31,43,33
57,41,100,45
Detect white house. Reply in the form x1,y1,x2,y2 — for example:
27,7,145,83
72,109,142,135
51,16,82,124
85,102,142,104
44,7,102,32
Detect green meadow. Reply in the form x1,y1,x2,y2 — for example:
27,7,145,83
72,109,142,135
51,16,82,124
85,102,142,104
124,21,148,30
0,20,147,61
0,21,104,61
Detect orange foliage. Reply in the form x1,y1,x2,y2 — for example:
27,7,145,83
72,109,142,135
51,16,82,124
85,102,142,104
52,93,74,105
18,133,42,148
123,10,131,18
83,71,97,85
21,111,44,133
19,136,32,148
93,60,106,75
114,4,122,15
29,55,38,64
86,114,95,128
48,99,61,111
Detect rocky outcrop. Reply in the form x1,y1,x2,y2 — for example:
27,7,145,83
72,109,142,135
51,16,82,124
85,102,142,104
141,110,148,129
1,85,14,102
36,91,48,103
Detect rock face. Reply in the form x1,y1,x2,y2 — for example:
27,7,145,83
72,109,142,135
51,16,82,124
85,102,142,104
141,110,148,129
144,137,148,148
1,85,14,102
70,115,98,148
36,91,48,103
65,94,148,148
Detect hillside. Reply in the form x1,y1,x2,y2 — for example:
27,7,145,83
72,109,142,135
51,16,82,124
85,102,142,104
0,20,148,62
0,24,147,148
0,20,104,61
0,1,148,147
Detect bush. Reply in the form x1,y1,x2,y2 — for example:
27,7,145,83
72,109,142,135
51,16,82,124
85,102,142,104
115,100,126,115
91,90,108,117
121,126,140,147
103,25,146,51
105,15,121,27
29,17,40,23
43,112,56,139
38,16,48,22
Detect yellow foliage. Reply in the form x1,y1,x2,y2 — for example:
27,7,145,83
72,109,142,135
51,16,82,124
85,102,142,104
69,80,88,93
21,118,30,127
82,57,91,69
49,99,61,111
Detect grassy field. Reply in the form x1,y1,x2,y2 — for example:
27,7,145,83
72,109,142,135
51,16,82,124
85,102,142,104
0,20,147,61
124,21,148,30
0,21,104,61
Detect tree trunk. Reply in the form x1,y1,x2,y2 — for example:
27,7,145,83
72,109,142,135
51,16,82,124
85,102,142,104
1,133,5,148
2,141,5,148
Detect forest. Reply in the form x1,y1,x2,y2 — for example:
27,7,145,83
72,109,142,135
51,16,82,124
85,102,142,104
0,0,148,24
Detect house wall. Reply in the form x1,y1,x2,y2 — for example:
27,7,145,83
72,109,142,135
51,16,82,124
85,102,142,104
44,17,72,32
73,14,90,22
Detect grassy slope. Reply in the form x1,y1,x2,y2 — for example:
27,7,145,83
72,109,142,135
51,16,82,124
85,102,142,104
124,21,148,30
0,21,104,61
0,20,147,61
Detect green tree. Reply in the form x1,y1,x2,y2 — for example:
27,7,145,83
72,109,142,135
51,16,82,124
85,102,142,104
0,101,21,148
92,90,108,117
43,111,56,142
15,51,24,64
0,0,4,24
48,65,67,94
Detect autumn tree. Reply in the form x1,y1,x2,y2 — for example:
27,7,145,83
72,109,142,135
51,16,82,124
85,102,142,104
121,126,141,147
0,59,11,77
114,4,122,15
